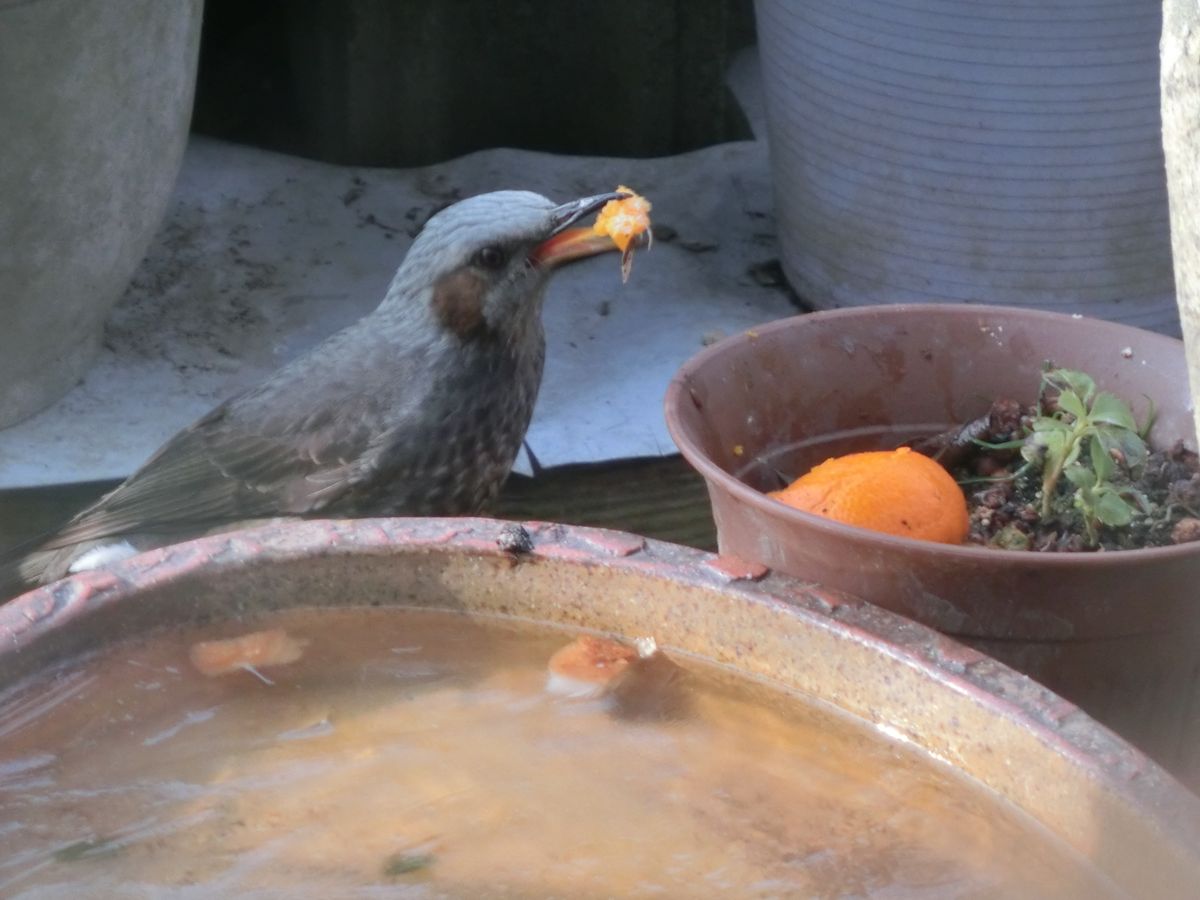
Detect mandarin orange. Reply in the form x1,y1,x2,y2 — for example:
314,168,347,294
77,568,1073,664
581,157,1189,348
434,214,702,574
769,447,969,544
592,185,651,253
592,186,652,283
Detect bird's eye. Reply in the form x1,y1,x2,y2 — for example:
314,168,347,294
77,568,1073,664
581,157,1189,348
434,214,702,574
474,245,508,271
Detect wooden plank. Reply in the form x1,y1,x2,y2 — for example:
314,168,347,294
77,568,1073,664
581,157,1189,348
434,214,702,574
0,455,717,558
497,455,717,551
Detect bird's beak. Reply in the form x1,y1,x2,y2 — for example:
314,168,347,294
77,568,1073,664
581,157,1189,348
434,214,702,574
530,191,629,269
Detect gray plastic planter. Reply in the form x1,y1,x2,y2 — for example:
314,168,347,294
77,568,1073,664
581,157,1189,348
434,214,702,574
0,0,203,427
755,0,1177,333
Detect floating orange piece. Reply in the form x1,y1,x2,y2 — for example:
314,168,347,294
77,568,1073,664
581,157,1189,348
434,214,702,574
189,628,309,679
769,447,969,545
592,185,652,282
545,635,639,698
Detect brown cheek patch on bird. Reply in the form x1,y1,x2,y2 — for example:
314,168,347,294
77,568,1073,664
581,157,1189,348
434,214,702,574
432,268,493,341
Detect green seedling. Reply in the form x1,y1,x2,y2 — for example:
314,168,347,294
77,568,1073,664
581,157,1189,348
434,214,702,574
1022,368,1149,543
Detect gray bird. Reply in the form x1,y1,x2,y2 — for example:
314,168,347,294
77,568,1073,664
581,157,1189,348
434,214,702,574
3,189,628,594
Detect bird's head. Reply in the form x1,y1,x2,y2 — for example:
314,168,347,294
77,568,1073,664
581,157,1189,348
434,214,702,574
385,189,627,346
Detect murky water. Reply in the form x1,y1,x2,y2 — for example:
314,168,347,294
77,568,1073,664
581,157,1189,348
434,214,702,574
0,607,1117,898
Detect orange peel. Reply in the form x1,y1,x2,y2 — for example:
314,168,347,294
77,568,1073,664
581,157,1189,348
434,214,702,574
592,185,652,281
769,447,969,545
545,635,638,698
189,628,309,679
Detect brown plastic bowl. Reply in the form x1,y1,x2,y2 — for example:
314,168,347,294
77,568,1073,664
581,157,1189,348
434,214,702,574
664,303,1200,781
2,517,1200,896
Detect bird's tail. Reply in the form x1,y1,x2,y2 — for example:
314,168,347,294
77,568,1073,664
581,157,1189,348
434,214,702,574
2,516,297,602
0,537,47,601
0,522,93,601
0,565,28,603
1,536,143,602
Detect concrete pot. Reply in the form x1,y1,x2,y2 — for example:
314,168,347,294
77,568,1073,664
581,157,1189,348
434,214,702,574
0,0,204,428
665,304,1200,785
2,517,1199,895
755,0,1177,333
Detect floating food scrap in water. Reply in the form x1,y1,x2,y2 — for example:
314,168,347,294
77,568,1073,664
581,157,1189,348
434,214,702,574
189,628,309,683
382,851,435,877
52,836,122,863
546,635,638,698
593,185,652,282
545,634,687,718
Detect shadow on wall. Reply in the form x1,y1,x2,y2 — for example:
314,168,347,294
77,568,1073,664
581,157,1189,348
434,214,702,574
191,0,758,167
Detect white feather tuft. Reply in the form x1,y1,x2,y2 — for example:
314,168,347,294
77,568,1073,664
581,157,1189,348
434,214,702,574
67,541,139,574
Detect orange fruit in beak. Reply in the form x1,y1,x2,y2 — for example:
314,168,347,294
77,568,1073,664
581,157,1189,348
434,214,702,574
592,186,652,253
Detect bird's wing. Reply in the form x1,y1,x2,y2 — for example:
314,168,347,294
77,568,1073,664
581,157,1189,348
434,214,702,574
40,391,395,550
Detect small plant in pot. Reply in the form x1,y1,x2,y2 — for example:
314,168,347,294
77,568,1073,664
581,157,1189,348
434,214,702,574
665,304,1200,788
937,368,1199,553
